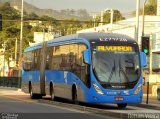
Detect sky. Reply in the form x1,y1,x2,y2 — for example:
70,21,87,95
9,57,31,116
25,0,145,14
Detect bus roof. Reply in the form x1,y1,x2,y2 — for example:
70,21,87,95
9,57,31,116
24,32,136,52
48,32,135,43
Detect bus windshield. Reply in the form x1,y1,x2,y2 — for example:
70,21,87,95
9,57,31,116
92,45,140,89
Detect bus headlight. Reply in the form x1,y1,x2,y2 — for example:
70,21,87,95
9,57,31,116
93,83,104,95
134,84,142,95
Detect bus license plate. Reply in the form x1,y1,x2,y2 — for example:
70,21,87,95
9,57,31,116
114,97,123,101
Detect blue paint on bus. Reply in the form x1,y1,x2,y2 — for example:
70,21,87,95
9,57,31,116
22,33,146,107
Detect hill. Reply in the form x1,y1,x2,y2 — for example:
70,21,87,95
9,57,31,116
0,0,91,20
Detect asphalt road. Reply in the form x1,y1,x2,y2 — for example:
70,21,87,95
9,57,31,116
0,88,160,119
0,91,116,119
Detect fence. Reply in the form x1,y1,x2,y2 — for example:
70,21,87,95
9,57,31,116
0,77,21,88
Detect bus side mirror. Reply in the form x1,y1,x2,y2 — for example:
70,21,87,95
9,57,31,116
140,52,147,67
83,49,91,65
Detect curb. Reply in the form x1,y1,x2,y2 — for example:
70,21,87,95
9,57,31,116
129,103,160,110
38,99,128,119
0,86,20,91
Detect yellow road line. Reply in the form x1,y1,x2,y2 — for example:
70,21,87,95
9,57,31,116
0,95,35,103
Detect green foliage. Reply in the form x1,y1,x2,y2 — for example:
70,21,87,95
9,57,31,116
134,0,157,15
94,9,125,26
0,2,20,20
0,2,109,68
0,2,34,66
145,0,157,15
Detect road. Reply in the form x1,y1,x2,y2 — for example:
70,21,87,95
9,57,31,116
0,88,160,119
0,88,116,119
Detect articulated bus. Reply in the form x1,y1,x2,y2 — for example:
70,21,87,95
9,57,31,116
22,32,147,108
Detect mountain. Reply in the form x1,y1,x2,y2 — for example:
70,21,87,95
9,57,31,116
0,0,91,20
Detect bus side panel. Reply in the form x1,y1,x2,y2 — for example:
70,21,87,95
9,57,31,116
45,70,65,98
45,70,89,102
66,72,89,102
22,70,40,94
22,70,30,93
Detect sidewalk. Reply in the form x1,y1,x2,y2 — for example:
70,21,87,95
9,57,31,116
143,94,158,103
130,94,160,109
0,87,26,95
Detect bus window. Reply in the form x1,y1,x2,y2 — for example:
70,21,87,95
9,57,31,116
23,51,34,71
51,45,70,70
50,43,89,86
69,44,88,84
46,47,53,70
34,49,42,70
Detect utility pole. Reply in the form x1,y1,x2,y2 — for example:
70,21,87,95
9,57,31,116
19,0,23,66
110,9,114,31
100,11,104,26
3,41,6,76
142,0,147,37
15,38,17,66
93,14,96,30
43,25,45,42
149,33,152,74
146,32,152,104
136,0,140,43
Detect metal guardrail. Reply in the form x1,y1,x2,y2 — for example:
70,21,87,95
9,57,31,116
0,77,21,88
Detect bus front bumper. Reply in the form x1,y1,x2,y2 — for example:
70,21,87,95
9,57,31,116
86,94,143,104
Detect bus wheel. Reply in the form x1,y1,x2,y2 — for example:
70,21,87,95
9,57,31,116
117,104,127,109
72,87,79,104
50,84,55,100
157,89,160,100
29,83,38,99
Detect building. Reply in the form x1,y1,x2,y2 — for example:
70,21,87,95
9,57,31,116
0,49,8,76
29,32,61,46
29,20,42,27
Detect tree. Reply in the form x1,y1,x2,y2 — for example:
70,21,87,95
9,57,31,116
94,9,125,26
0,2,35,69
27,12,39,20
133,0,157,15
145,0,157,15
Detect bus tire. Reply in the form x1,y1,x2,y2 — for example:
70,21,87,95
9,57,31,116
117,104,127,109
50,83,55,101
72,85,79,104
157,88,160,100
29,83,41,99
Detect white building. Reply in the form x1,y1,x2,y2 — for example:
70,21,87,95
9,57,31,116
30,32,61,46
0,49,9,76
29,21,42,27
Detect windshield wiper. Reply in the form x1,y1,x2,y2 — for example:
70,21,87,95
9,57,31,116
108,59,116,83
93,67,100,81
119,58,130,83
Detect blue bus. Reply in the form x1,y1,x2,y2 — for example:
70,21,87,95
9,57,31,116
22,32,147,108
